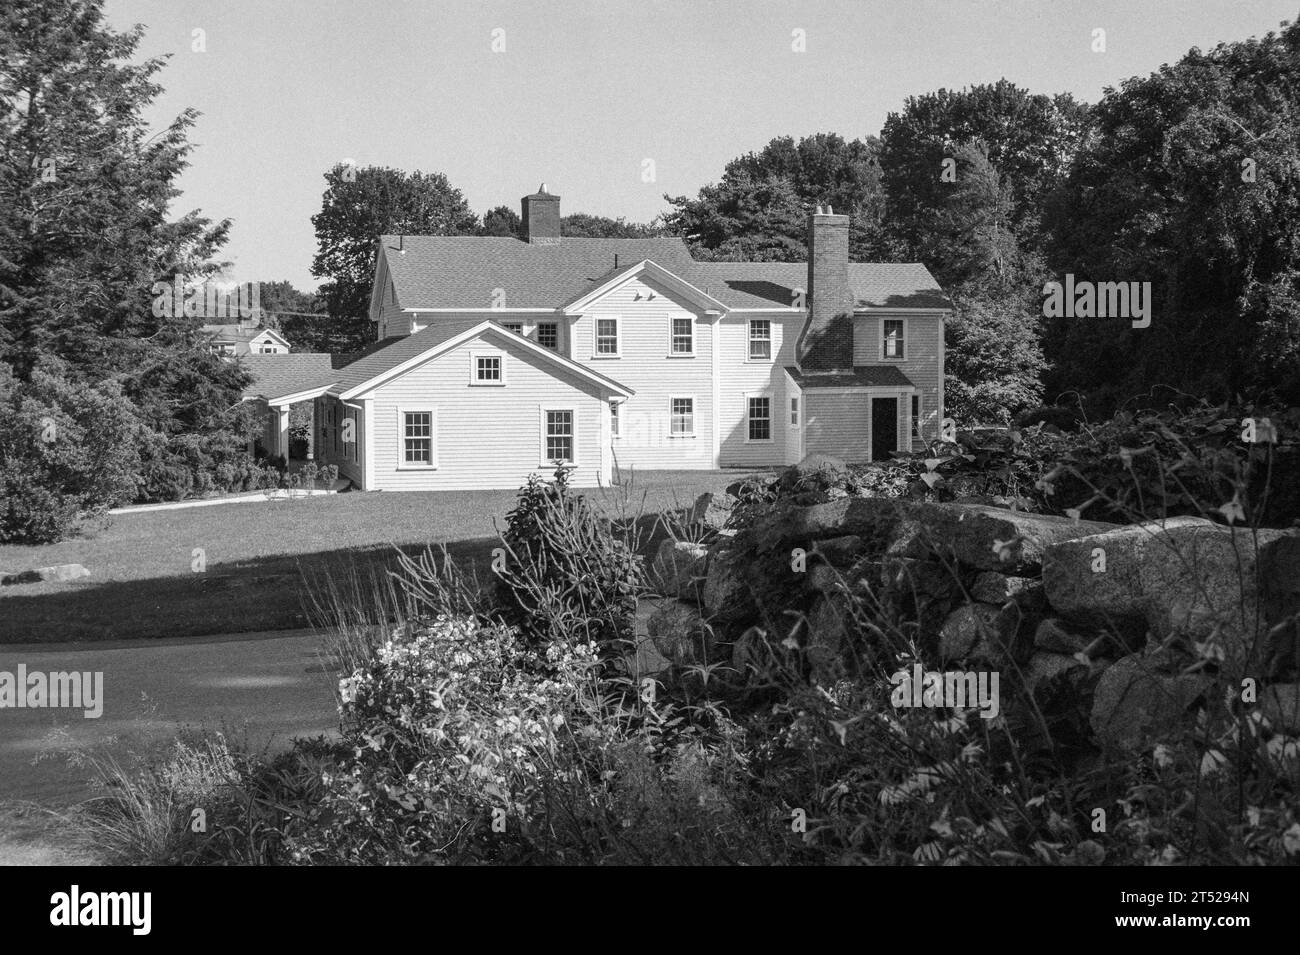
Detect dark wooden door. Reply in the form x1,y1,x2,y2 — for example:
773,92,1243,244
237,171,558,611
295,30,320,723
871,397,897,461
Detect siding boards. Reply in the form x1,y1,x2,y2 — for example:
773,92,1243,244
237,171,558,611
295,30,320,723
805,393,870,463
717,311,802,467
574,275,714,470
366,332,608,490
854,312,943,446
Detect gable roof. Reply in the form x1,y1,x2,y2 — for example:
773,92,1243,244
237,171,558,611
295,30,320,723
379,235,698,311
238,354,339,400
329,319,633,400
377,235,950,312
785,365,915,389
561,259,728,313
331,319,486,393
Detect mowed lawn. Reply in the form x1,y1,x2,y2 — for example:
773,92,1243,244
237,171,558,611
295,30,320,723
0,471,759,644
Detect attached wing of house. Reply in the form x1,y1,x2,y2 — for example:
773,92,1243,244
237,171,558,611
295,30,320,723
247,185,950,492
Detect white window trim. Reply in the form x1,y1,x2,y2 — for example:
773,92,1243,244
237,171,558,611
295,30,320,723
396,406,437,470
610,399,622,440
880,316,908,362
666,313,695,358
536,321,560,350
592,314,622,359
668,394,697,438
539,405,578,468
747,319,774,363
745,391,775,443
789,395,800,428
469,349,507,386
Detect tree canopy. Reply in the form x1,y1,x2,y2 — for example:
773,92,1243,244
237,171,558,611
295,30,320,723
311,165,479,352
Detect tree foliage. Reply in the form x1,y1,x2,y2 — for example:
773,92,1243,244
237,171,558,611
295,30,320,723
0,0,255,535
664,133,894,261
311,165,479,353
1042,22,1300,411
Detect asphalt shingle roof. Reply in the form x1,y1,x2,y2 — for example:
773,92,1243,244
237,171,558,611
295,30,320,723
238,354,338,399
329,319,486,394
315,319,633,398
379,236,951,311
380,236,699,311
785,365,915,389
692,262,951,309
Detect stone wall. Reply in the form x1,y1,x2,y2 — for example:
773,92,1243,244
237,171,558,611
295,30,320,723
632,457,1300,751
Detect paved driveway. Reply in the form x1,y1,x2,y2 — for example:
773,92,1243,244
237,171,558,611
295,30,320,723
0,629,339,808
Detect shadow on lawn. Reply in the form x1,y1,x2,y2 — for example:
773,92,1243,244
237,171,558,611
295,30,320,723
0,538,502,644
0,509,680,645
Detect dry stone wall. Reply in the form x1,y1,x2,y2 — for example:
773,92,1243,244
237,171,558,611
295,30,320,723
633,456,1300,752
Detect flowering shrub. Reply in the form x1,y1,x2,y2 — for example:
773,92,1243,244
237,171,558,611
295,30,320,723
290,616,600,863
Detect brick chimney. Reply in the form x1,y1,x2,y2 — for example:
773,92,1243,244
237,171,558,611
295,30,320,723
521,183,561,245
799,205,854,372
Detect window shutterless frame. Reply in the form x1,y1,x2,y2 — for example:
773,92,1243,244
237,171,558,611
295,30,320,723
746,393,773,442
540,406,577,466
668,395,696,437
881,317,906,360
593,316,621,357
469,349,506,385
667,314,695,356
397,407,437,469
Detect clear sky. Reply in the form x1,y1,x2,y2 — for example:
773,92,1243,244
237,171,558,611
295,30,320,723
102,0,1298,290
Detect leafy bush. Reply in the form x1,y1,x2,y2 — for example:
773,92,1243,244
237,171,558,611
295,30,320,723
494,466,645,650
0,363,143,542
729,399,1300,530
290,616,599,864
1014,404,1085,433
74,730,347,865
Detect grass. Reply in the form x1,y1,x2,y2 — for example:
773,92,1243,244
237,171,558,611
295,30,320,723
0,470,762,644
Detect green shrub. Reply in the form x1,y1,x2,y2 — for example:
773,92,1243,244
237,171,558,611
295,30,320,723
494,466,645,651
0,363,143,542
290,615,599,864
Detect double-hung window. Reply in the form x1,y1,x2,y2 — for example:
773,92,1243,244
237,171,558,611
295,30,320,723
748,396,772,441
790,397,800,426
670,316,694,356
537,323,558,349
670,397,695,436
883,319,905,359
610,401,620,438
748,320,771,360
402,410,434,467
595,317,620,356
502,322,523,335
544,409,575,464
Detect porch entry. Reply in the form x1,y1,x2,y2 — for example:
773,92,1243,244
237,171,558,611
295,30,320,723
870,396,897,461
